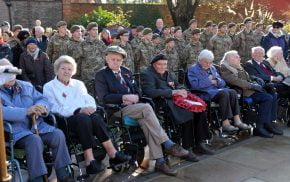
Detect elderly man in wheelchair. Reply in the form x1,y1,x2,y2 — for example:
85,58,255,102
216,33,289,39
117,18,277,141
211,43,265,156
140,54,214,155
0,58,73,182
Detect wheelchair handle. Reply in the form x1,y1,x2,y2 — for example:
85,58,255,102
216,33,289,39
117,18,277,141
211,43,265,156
32,114,39,135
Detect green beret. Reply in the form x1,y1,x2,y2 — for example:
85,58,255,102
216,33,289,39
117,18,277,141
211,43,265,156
142,28,152,35
56,21,67,28
152,33,160,40
136,25,144,32
87,22,98,31
165,37,176,44
70,25,81,33
191,28,201,35
218,21,227,29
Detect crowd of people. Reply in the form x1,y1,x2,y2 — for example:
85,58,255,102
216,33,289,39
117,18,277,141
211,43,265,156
0,16,290,182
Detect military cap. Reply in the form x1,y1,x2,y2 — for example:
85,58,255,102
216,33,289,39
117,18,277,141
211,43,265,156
204,21,213,27
105,46,127,58
188,19,197,26
0,21,10,27
142,28,152,35
228,22,236,28
152,33,160,40
243,17,252,24
174,26,182,33
136,25,144,32
272,21,283,28
56,21,67,28
87,22,98,31
151,54,168,64
191,28,201,35
117,29,129,38
165,37,176,44
218,21,227,29
70,25,81,33
130,25,137,29
12,24,23,32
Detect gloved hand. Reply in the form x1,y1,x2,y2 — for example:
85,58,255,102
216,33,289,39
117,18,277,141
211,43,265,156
251,83,263,92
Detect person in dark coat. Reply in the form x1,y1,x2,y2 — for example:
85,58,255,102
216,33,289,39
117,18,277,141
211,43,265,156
0,28,13,61
261,21,289,60
11,30,30,67
33,26,48,52
19,38,54,90
140,54,214,154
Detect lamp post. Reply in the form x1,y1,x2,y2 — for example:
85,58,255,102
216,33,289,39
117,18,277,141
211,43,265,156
3,0,12,26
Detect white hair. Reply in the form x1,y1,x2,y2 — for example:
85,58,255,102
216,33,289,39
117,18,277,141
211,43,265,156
54,55,77,75
221,50,238,64
251,46,265,54
266,46,282,59
34,26,45,33
198,49,214,62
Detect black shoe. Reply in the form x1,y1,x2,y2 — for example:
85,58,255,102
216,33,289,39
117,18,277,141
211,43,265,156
197,143,215,155
86,160,104,175
254,128,274,138
265,126,283,135
182,151,199,162
59,176,76,182
109,151,132,166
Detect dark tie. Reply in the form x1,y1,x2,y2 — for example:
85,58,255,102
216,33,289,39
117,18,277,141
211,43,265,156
115,71,129,91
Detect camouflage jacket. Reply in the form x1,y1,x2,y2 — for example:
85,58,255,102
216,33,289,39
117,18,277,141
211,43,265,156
208,34,232,64
118,42,135,73
253,31,264,45
130,37,142,53
46,33,69,62
183,28,193,44
175,38,187,61
200,31,214,49
184,41,203,69
7,37,19,48
160,48,180,72
134,40,155,73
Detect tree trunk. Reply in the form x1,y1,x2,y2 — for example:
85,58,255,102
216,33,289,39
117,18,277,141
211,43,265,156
166,0,201,30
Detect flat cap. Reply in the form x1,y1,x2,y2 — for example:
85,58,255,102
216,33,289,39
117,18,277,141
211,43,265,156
87,22,98,31
165,37,176,44
151,54,168,64
105,46,127,58
272,21,283,28
191,28,201,35
56,21,67,28
142,28,152,35
70,25,81,33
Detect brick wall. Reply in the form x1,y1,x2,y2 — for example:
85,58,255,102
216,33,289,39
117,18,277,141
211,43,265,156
0,0,9,24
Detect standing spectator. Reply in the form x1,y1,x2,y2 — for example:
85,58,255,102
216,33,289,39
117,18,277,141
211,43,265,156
160,26,171,47
253,23,264,45
2,31,12,43
130,25,144,52
200,21,214,49
173,26,186,67
46,21,69,63
211,24,218,35
153,18,164,36
0,28,13,61
160,38,180,72
19,38,53,90
117,29,135,72
261,21,289,61
129,25,137,42
183,19,198,44
11,30,30,67
7,24,23,49
228,23,237,41
100,29,112,46
152,33,163,55
33,26,48,52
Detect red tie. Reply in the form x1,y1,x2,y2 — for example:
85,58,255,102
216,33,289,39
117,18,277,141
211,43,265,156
115,71,129,90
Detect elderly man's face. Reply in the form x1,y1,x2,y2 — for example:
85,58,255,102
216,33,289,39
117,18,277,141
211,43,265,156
106,53,124,72
57,63,73,83
156,19,164,29
228,53,241,67
252,49,265,62
153,60,168,75
35,28,43,38
199,59,213,70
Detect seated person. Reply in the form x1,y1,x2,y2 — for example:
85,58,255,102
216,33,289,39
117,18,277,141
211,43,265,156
220,51,283,137
244,46,290,99
19,38,54,90
0,58,72,182
187,49,250,132
140,54,214,154
95,46,197,176
43,55,131,174
266,46,290,77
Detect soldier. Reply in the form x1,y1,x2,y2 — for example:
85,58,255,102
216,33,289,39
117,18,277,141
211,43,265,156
231,17,259,63
228,22,237,41
117,29,135,72
160,37,180,72
61,25,84,79
212,24,218,35
152,33,163,55
208,22,232,64
183,19,198,44
129,25,137,42
81,22,107,91
173,26,186,66
160,26,171,47
130,25,144,53
46,21,69,63
183,28,203,69
134,28,155,72
253,23,264,45
200,21,214,49
7,24,23,49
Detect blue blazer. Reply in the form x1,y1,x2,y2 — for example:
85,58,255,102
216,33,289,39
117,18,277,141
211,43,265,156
0,80,54,143
187,63,226,98
95,66,141,105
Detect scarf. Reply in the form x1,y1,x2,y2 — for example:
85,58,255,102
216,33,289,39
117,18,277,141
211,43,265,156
221,61,241,76
27,48,40,60
269,27,283,38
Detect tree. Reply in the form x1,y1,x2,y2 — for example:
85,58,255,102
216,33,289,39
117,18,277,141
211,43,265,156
166,0,201,30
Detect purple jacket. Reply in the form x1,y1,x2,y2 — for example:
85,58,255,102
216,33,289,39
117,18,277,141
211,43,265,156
187,63,226,99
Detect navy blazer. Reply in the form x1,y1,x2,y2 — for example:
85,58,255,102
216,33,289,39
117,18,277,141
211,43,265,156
95,66,141,105
244,59,284,82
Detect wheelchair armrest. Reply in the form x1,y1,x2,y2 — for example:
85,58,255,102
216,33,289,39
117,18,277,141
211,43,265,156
4,122,13,134
43,112,57,127
104,104,122,111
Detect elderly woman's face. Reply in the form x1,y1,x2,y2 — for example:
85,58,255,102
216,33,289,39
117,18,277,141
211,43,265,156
199,59,213,70
274,50,283,62
57,63,73,83
228,53,241,67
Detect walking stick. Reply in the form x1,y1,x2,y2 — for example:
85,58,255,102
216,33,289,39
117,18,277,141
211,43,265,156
31,114,39,135
0,99,11,181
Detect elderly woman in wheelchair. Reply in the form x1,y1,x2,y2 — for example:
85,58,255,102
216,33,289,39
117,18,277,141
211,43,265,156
43,55,131,175
187,50,250,133
0,58,73,182
220,50,283,138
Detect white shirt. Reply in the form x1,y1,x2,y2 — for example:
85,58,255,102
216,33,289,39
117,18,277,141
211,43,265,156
43,77,96,117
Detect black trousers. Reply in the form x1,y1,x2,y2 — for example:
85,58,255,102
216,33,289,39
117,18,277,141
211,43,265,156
212,89,240,121
274,83,290,99
181,112,210,150
66,113,110,150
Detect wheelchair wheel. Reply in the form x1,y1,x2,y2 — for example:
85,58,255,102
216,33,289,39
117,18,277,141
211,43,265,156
111,165,124,173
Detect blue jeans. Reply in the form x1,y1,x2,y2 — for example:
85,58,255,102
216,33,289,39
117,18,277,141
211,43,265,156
250,92,277,128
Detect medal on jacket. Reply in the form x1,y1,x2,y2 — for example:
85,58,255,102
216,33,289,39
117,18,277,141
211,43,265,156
62,92,67,98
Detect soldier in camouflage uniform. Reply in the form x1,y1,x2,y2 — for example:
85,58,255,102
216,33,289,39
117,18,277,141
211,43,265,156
46,21,69,63
183,28,203,69
228,23,237,41
231,17,259,63
81,22,107,92
116,29,135,72
7,25,23,48
253,23,264,45
200,21,214,49
173,26,186,67
160,37,180,72
61,25,83,79
134,28,155,72
208,22,232,64
130,25,144,53
152,33,163,55
183,19,198,44
160,26,171,47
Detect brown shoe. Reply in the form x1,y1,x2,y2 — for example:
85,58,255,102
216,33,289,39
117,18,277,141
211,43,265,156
164,144,188,158
155,162,177,176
